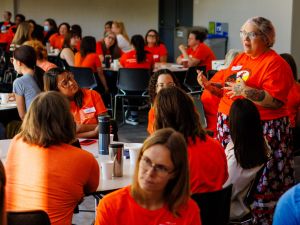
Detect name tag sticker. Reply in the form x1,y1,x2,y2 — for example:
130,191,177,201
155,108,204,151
153,54,159,59
83,107,96,114
231,65,243,71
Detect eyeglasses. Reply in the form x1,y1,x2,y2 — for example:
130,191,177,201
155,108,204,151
147,34,157,38
106,36,115,41
156,82,175,89
140,155,173,176
58,73,75,88
239,30,262,40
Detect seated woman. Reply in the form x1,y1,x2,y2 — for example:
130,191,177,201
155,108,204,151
223,99,269,221
12,45,43,120
49,22,70,50
111,21,131,53
154,86,228,194
59,30,81,68
147,69,180,134
0,160,6,225
44,67,108,138
96,31,123,63
74,36,109,93
95,128,201,225
23,39,57,71
145,29,168,63
6,91,99,225
43,18,58,44
10,21,32,51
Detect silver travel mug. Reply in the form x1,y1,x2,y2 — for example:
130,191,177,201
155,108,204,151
109,143,124,177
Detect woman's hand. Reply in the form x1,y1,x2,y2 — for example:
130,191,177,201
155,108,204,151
224,78,246,98
197,70,209,88
178,44,186,52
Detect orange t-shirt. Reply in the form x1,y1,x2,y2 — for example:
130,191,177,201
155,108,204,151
49,33,64,50
183,43,216,71
37,60,57,72
119,49,154,69
0,31,14,48
70,88,107,125
200,70,225,135
147,106,155,134
188,135,228,194
287,82,300,127
74,52,101,73
95,186,202,225
145,43,168,63
218,50,294,120
6,136,99,225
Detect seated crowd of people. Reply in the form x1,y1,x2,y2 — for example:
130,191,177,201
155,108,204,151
0,11,300,225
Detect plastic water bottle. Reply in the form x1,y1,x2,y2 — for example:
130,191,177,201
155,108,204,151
98,115,110,155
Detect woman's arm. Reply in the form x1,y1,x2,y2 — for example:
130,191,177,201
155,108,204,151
197,71,223,97
224,79,284,109
61,48,75,66
15,94,26,120
97,67,109,93
76,125,98,139
160,55,167,63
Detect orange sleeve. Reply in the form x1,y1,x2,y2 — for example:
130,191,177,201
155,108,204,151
49,33,57,47
83,154,100,194
96,41,103,56
159,43,168,56
74,52,82,67
91,90,108,115
119,52,127,67
147,107,155,134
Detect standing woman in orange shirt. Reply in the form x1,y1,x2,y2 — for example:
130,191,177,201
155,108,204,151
75,36,109,93
49,22,70,50
145,29,168,63
95,128,201,225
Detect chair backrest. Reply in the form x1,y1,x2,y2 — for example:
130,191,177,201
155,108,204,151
206,69,218,80
191,95,207,128
117,68,151,93
7,210,51,225
184,66,206,94
69,66,97,89
191,184,233,225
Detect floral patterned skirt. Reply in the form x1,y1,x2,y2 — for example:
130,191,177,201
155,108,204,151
217,113,295,225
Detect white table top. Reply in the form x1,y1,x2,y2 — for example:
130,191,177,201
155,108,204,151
0,139,136,192
0,102,17,110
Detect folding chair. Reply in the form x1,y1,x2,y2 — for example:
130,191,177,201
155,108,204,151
183,66,206,96
69,66,98,90
7,210,51,225
113,68,151,124
191,184,233,225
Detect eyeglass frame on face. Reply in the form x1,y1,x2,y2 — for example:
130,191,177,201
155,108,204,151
156,82,175,89
58,72,75,88
239,30,263,40
147,34,157,38
106,35,115,41
140,155,174,177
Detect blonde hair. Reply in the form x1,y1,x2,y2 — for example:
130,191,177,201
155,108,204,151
12,21,32,45
131,128,190,217
113,21,130,42
23,39,47,60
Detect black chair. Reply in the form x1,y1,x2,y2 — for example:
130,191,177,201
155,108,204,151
206,69,218,80
183,66,206,96
7,210,51,225
191,184,233,225
191,95,207,129
113,68,151,123
69,66,98,90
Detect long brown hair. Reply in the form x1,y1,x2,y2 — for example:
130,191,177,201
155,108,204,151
131,128,190,217
19,91,76,147
154,86,206,143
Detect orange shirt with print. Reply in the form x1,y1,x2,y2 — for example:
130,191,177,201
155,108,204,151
147,106,155,134
70,89,107,125
74,52,101,73
218,50,294,120
183,43,216,71
287,82,300,127
6,135,99,225
95,186,201,225
201,70,225,135
145,43,168,63
37,60,57,72
188,135,228,194
119,49,154,69
49,33,64,49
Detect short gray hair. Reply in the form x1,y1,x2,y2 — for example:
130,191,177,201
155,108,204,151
243,17,275,47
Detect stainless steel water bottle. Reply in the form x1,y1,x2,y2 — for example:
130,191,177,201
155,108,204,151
109,143,124,177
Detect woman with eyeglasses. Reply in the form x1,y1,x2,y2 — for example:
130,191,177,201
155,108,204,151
154,86,228,195
145,29,168,63
96,31,123,63
197,17,294,225
95,128,201,225
44,67,108,138
147,69,180,134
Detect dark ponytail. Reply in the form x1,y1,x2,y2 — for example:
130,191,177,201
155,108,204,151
131,35,147,63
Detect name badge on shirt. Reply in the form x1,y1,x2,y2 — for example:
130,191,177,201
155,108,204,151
231,65,243,71
153,54,159,59
83,107,96,114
